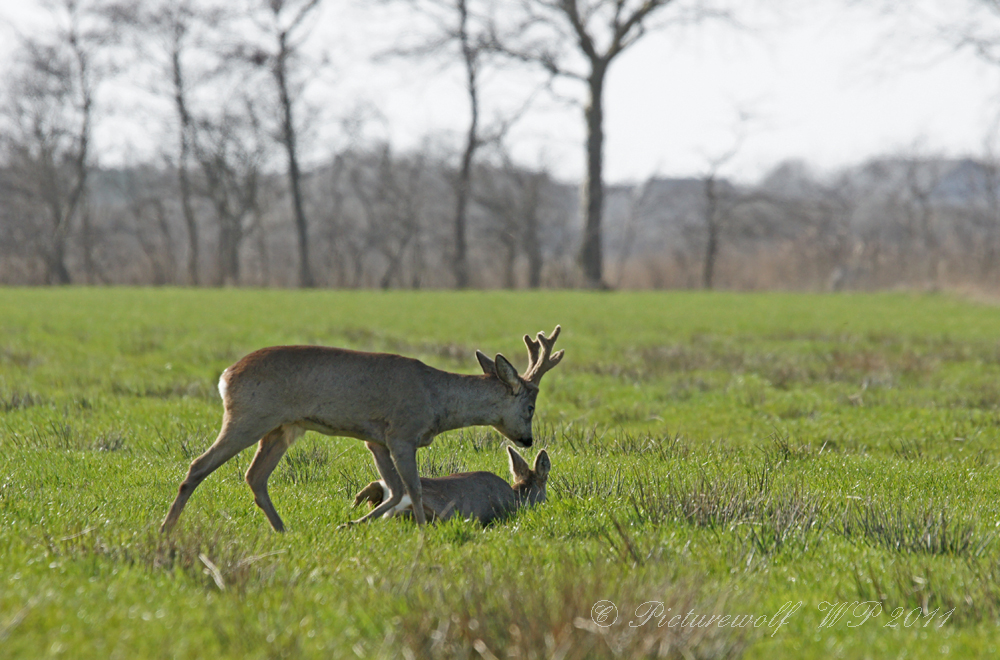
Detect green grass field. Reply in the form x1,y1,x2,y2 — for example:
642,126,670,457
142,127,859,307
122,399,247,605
4,288,1000,659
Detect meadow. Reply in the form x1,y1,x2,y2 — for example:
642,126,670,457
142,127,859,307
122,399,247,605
3,288,1000,659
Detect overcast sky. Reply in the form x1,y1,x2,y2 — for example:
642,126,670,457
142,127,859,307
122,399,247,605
2,0,999,184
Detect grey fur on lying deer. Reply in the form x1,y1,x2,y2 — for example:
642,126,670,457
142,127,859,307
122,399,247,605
353,446,550,525
160,326,563,533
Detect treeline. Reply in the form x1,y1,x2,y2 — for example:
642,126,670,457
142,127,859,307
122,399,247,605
2,0,1000,290
0,146,580,288
5,146,1000,290
0,0,668,289
604,156,1000,291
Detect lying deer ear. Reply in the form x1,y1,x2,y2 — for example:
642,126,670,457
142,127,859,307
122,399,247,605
507,445,530,479
533,450,551,480
494,354,522,394
476,350,495,375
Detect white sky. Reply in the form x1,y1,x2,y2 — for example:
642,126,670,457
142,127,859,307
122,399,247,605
1,0,999,184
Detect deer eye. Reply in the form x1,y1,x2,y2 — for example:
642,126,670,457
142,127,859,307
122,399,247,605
527,405,535,416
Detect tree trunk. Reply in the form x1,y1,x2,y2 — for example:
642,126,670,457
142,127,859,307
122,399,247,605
523,173,543,289
453,111,475,289
177,160,199,285
42,34,92,287
152,199,177,284
703,221,719,290
275,40,315,288
172,45,200,286
452,0,477,289
703,176,719,290
218,215,241,286
81,203,96,284
579,66,606,288
502,231,517,289
46,240,72,285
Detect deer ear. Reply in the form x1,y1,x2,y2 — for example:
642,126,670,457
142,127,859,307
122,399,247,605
533,449,551,480
507,445,530,480
476,350,495,375
494,354,522,394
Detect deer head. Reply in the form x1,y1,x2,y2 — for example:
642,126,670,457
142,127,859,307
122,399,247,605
474,326,563,448
508,446,550,506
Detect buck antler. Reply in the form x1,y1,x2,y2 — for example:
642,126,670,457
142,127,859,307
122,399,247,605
523,325,564,384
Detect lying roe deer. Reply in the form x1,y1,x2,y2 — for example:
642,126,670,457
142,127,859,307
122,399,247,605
353,446,550,525
160,326,563,533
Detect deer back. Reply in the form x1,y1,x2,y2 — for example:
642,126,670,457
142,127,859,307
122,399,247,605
220,344,540,446
221,346,440,438
421,471,519,525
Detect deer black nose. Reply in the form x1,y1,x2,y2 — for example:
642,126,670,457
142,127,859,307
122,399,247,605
517,437,533,448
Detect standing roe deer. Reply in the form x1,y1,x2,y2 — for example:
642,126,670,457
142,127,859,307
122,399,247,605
352,446,550,525
160,326,563,532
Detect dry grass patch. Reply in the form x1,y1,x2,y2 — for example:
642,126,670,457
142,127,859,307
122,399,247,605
392,559,750,660
50,524,285,594
0,389,44,412
839,501,989,557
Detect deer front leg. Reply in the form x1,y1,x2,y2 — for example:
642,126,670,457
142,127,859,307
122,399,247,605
387,439,427,525
347,442,406,524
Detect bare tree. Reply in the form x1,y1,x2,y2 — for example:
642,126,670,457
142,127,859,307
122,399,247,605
244,0,324,288
349,145,429,289
475,165,523,288
693,110,757,289
389,0,488,288
166,5,203,286
971,135,1000,276
900,156,945,283
700,147,740,289
386,0,546,288
520,169,551,288
474,139,559,288
943,5,1000,279
758,162,863,290
945,1,1000,61
0,0,111,284
495,0,723,288
609,176,656,288
450,0,481,289
316,152,354,286
110,0,229,285
193,99,269,286
116,166,179,285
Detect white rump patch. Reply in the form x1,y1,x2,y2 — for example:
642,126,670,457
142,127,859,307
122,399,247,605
376,481,414,517
217,373,229,401
373,481,418,518
389,495,413,516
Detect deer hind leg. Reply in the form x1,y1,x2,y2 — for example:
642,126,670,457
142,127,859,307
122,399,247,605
385,500,438,523
245,424,303,532
348,442,406,524
160,414,275,534
353,481,387,509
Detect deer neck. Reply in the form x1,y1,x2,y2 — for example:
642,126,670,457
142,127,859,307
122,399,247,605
432,372,509,434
